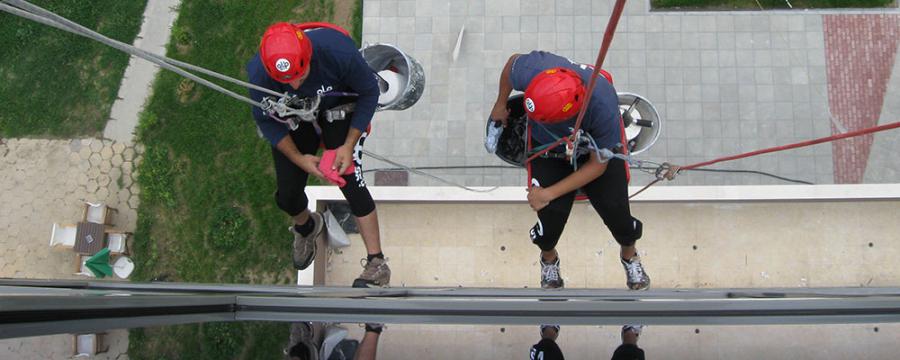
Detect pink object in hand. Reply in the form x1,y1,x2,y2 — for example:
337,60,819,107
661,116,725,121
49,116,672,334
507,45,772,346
318,149,355,187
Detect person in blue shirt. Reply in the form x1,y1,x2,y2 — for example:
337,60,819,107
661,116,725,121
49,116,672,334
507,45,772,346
247,22,389,287
491,50,650,290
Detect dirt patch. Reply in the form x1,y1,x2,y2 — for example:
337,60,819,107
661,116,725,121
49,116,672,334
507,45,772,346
332,0,356,31
176,78,201,104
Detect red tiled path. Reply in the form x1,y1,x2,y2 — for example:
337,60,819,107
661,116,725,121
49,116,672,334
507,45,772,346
824,14,900,184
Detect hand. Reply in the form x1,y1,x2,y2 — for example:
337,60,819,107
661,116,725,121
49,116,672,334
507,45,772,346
296,154,326,181
333,144,354,175
490,101,510,127
527,186,554,212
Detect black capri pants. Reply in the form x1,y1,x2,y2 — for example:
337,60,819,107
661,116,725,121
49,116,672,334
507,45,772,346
529,154,642,251
271,112,375,218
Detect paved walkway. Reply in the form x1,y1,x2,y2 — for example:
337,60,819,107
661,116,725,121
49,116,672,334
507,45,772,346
360,1,900,187
0,139,141,279
0,138,141,358
103,0,181,143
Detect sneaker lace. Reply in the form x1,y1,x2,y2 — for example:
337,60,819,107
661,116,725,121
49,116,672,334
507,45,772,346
541,262,560,282
624,258,644,281
359,258,379,277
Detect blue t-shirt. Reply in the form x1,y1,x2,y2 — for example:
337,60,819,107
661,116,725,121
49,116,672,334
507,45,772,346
247,28,379,146
510,50,622,152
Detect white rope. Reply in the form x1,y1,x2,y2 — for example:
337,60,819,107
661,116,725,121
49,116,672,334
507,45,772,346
362,150,498,192
0,0,283,106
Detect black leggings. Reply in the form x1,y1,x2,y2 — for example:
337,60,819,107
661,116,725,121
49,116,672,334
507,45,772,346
529,155,642,251
271,114,375,218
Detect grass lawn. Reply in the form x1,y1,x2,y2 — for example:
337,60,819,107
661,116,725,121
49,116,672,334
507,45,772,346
652,0,896,9
129,0,359,358
0,0,147,137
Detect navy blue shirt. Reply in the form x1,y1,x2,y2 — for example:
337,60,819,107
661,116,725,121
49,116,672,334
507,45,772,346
510,51,623,152
247,28,379,146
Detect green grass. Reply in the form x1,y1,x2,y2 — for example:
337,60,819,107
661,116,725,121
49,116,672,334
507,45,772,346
652,0,895,9
352,0,363,47
129,0,359,358
0,0,147,137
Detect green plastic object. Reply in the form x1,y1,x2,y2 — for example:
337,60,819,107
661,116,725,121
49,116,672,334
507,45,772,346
84,248,113,278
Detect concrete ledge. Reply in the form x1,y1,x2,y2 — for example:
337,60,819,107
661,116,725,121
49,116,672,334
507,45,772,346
298,183,900,285
307,184,900,204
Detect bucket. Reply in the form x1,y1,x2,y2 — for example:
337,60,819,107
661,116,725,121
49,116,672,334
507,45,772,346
617,92,662,155
488,94,529,167
360,43,425,111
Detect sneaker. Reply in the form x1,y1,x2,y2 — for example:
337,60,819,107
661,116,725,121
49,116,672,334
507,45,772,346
621,255,650,290
540,257,564,289
622,324,643,337
540,324,561,339
352,257,391,288
289,212,324,270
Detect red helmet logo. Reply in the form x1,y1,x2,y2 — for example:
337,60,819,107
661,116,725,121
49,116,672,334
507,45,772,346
260,22,312,83
523,67,585,123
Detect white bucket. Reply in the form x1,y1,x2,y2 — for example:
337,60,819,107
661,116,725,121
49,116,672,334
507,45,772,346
360,43,425,111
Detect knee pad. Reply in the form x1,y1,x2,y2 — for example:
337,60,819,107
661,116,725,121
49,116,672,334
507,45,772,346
612,218,642,247
530,210,567,251
339,175,376,217
275,190,308,217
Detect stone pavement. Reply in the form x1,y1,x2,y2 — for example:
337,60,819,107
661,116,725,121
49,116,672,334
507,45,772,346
0,330,129,360
360,1,900,187
0,139,141,279
0,138,141,359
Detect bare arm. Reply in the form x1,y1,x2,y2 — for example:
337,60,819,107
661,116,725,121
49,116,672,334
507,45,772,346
275,135,325,179
353,331,380,360
333,126,364,174
528,152,608,211
490,54,521,125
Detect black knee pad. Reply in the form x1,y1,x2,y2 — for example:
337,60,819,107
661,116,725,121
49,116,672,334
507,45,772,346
530,209,568,252
339,174,376,217
275,189,309,217
612,217,642,247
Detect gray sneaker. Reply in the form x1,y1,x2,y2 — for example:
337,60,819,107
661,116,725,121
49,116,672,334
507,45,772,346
540,257,564,289
622,255,650,290
352,257,391,288
290,212,324,270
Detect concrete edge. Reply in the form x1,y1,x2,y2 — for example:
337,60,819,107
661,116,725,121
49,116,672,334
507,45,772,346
297,183,900,285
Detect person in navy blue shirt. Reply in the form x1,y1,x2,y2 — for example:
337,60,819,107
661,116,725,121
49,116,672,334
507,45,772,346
491,50,650,290
247,22,389,287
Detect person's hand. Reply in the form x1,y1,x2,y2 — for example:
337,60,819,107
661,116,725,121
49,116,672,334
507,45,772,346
490,101,510,127
527,186,554,211
296,154,326,181
333,144,355,174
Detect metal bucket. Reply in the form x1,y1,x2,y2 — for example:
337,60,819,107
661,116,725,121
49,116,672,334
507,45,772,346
617,92,662,155
360,43,425,111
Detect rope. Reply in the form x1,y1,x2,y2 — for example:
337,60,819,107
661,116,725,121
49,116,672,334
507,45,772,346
361,150,499,193
2,0,508,194
525,0,628,163
628,121,900,198
0,0,285,105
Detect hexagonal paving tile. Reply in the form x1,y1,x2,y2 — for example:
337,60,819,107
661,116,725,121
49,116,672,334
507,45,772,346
100,146,113,160
89,139,103,152
88,153,102,167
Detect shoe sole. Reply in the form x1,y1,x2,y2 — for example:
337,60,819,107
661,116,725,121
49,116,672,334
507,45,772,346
352,279,389,288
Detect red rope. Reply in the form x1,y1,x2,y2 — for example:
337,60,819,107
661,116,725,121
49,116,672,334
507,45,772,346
681,121,900,171
525,0,629,163
627,121,900,198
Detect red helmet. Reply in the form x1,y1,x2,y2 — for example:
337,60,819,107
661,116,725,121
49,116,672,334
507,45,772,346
260,22,312,83
523,67,585,123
